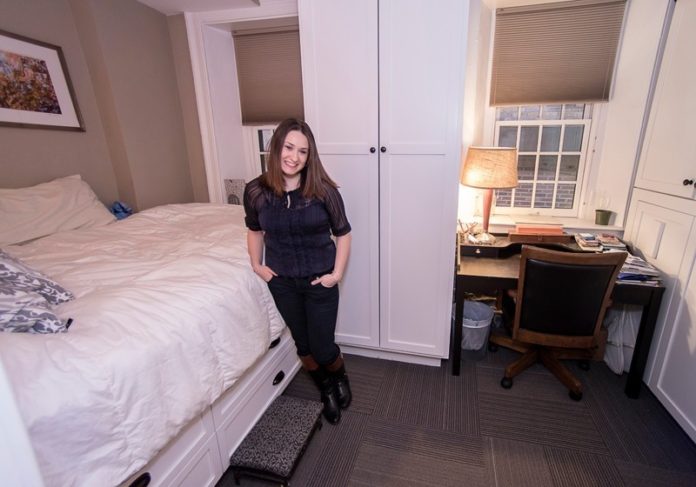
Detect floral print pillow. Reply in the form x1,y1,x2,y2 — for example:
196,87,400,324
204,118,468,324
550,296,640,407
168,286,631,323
0,285,69,333
0,250,73,305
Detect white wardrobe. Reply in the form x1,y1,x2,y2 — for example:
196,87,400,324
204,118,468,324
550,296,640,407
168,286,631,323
298,0,469,362
624,0,696,442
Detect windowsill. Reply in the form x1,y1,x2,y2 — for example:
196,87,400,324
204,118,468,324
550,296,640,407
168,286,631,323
458,213,624,235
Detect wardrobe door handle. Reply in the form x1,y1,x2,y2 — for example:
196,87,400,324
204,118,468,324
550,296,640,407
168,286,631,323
380,146,387,153
370,147,376,153
683,179,694,186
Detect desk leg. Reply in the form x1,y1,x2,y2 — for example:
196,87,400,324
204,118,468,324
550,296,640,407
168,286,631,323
451,284,465,376
625,287,665,398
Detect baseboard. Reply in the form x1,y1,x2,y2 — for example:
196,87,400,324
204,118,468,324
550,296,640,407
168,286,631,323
339,345,443,367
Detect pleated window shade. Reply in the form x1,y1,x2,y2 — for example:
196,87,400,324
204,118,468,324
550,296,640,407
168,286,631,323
234,30,304,124
490,0,627,106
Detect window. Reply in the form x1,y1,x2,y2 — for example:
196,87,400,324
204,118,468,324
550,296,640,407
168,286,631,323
243,124,276,175
494,104,592,216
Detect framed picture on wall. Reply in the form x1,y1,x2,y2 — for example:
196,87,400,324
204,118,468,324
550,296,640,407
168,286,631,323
0,29,84,131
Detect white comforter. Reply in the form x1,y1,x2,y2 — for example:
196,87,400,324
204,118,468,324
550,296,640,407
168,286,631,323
0,204,285,487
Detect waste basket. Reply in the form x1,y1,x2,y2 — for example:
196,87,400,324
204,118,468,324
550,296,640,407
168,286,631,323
461,300,494,351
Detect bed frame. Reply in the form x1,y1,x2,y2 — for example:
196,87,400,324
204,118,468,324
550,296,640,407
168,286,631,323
120,328,300,487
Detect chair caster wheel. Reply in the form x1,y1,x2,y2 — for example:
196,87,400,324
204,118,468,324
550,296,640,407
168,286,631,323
578,360,590,371
488,342,499,352
569,390,583,401
501,377,513,389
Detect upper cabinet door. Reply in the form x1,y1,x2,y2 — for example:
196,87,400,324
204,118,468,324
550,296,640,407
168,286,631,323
378,0,464,155
635,0,696,199
298,0,378,154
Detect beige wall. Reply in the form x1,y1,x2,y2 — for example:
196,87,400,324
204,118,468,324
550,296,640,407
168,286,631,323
168,14,209,203
0,0,119,204
1,0,201,210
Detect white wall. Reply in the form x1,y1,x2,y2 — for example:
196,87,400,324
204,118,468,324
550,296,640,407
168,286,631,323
585,0,672,225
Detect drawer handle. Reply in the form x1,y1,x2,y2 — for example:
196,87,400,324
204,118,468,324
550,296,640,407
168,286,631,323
272,370,285,386
128,473,151,487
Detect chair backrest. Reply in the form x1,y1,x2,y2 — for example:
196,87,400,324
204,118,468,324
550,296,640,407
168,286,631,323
513,245,627,349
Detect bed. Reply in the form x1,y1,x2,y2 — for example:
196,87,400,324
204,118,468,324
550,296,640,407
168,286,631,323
0,176,297,487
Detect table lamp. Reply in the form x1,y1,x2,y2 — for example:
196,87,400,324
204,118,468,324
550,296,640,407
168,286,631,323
459,146,518,244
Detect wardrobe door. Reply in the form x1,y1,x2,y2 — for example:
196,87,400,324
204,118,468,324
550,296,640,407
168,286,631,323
634,0,696,199
299,0,380,348
378,0,467,356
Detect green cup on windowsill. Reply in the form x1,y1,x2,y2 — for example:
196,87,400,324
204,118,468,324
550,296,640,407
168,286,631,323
595,209,612,225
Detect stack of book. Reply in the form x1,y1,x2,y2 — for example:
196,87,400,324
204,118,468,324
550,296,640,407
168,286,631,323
574,233,602,251
618,254,661,286
597,233,627,250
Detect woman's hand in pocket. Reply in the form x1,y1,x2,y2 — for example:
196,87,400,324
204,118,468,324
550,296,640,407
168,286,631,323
253,264,277,282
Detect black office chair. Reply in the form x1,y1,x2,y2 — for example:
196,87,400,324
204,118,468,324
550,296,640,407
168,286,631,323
489,245,626,400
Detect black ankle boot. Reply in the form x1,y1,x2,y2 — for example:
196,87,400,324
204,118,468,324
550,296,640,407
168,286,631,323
308,369,341,424
328,365,352,409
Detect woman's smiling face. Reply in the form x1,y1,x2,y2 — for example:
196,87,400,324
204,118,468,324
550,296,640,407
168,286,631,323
280,130,309,179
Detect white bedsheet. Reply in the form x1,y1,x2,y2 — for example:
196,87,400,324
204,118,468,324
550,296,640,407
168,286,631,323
0,204,285,487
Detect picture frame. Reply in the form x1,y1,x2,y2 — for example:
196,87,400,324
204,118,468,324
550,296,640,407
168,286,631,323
0,29,84,131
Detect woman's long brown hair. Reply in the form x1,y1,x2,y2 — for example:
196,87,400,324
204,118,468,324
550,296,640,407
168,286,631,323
262,118,337,199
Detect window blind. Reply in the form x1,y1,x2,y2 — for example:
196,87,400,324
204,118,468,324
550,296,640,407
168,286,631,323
234,29,304,124
490,0,627,106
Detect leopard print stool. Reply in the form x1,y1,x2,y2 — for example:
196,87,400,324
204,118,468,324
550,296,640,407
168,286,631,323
229,395,323,486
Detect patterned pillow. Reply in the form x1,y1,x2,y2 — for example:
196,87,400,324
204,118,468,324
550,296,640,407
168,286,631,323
0,249,73,305
0,285,70,333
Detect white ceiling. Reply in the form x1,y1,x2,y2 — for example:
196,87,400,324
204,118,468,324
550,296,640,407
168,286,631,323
136,0,260,16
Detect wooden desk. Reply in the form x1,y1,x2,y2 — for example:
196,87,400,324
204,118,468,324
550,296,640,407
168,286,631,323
451,253,665,399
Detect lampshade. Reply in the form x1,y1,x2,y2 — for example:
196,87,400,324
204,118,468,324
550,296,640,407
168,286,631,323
460,147,518,189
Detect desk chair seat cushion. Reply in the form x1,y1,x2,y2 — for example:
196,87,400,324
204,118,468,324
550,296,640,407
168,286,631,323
520,258,616,337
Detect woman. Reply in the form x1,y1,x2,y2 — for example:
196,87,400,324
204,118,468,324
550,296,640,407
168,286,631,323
243,118,352,424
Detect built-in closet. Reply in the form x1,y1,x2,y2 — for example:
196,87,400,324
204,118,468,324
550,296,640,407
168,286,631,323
624,0,696,442
298,0,469,361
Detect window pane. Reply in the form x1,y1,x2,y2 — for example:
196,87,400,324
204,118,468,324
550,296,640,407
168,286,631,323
519,126,539,152
534,183,554,208
540,125,561,152
517,155,536,180
542,105,562,120
260,154,267,173
514,183,533,208
555,184,576,209
495,189,512,207
498,126,518,148
538,155,557,180
559,155,580,181
258,129,273,151
520,106,540,120
563,104,585,120
496,107,519,121
563,125,584,151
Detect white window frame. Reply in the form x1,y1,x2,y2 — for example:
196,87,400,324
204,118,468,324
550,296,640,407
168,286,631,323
241,124,277,180
491,104,595,218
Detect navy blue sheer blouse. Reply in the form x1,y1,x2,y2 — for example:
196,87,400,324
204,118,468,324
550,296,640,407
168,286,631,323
243,176,351,278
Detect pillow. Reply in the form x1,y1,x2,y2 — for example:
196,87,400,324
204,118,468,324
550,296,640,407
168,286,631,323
0,284,69,333
0,250,74,305
0,174,115,246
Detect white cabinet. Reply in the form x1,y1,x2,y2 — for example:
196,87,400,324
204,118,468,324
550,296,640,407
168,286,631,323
299,0,468,358
624,189,696,443
624,0,696,443
634,0,696,198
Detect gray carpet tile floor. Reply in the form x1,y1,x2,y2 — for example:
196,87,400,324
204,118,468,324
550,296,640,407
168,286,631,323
217,350,696,487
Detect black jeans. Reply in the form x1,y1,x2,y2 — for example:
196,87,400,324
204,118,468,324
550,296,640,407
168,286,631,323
267,274,340,365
